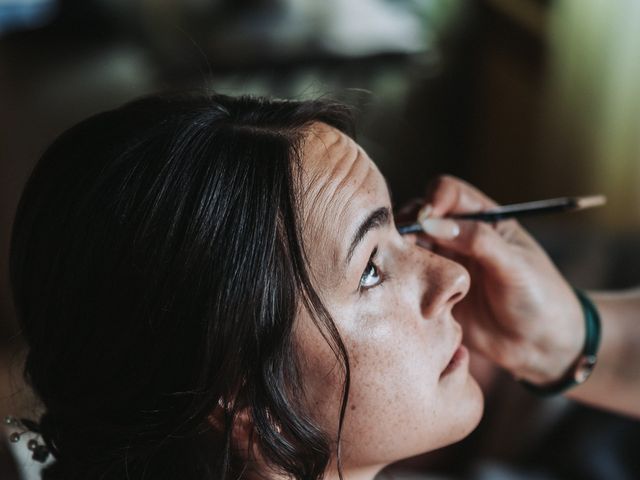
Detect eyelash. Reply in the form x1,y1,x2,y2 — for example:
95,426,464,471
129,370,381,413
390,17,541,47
359,246,384,293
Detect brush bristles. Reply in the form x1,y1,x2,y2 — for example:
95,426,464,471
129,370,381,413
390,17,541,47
575,195,607,210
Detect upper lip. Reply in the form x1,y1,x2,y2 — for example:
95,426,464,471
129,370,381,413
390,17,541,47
441,330,463,376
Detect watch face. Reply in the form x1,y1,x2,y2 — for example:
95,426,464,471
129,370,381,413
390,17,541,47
574,355,598,383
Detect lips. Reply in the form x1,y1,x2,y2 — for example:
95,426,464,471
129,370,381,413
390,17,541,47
440,333,464,378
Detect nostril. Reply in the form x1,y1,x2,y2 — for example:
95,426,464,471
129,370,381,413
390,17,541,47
449,289,465,305
446,269,471,307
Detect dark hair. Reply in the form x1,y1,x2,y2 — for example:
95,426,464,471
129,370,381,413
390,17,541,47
9,92,355,479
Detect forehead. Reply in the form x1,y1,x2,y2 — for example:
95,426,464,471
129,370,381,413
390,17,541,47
298,123,389,280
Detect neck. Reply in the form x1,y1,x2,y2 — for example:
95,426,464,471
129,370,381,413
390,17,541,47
247,462,385,480
323,460,385,480
325,466,384,480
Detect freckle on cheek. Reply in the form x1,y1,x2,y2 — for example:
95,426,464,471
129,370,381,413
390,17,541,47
350,404,356,411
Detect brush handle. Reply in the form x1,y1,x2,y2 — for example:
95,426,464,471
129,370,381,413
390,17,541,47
451,202,574,222
396,195,605,234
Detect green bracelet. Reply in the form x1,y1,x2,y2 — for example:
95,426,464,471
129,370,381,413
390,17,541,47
520,288,601,396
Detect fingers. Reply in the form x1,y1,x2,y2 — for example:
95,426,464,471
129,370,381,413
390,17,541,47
396,176,496,226
401,175,537,272
418,175,539,267
424,175,498,217
419,219,516,272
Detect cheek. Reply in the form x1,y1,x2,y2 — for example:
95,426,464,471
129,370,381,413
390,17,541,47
294,279,483,471
293,302,433,443
336,296,448,460
293,309,349,436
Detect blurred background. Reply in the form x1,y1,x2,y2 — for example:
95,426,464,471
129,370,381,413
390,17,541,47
1,0,639,478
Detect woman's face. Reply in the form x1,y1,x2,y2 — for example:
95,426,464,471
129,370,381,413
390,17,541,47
295,123,483,477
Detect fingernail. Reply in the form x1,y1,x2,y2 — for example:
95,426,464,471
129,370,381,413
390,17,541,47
420,218,460,239
417,204,433,224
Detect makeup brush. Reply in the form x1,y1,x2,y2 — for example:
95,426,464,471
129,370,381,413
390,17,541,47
397,195,606,235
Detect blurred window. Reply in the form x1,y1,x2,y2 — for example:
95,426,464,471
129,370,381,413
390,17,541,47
0,0,57,36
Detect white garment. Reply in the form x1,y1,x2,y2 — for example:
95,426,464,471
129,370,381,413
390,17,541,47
3,427,52,480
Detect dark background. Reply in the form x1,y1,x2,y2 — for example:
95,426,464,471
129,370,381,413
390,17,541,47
1,1,639,478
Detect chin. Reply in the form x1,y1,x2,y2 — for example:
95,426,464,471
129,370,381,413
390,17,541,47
437,374,485,452
458,375,485,440
404,377,486,461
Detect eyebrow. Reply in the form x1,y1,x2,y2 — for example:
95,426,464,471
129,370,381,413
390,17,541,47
345,207,391,266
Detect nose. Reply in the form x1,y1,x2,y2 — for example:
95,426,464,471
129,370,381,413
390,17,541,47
415,248,471,320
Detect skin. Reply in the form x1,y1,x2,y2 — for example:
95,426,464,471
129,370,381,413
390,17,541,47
415,176,585,385
420,175,640,419
281,124,484,479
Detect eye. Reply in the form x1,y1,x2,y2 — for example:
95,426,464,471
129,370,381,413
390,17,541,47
359,247,382,291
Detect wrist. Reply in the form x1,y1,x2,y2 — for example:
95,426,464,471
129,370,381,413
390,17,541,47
510,289,584,384
519,288,601,395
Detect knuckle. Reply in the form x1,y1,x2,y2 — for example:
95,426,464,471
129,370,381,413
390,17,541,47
426,175,465,211
436,174,459,190
428,175,455,194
